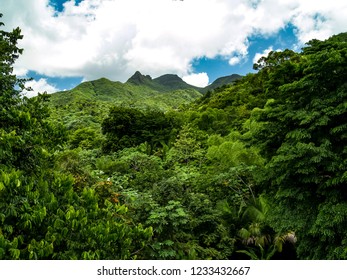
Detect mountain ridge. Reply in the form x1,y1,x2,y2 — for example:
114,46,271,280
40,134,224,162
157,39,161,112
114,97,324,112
125,71,242,93
48,71,243,114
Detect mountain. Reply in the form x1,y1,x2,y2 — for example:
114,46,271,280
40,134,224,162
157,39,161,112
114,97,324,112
152,74,203,92
126,71,154,87
48,71,242,131
203,74,242,93
126,71,203,92
125,71,241,93
49,71,242,107
50,73,203,109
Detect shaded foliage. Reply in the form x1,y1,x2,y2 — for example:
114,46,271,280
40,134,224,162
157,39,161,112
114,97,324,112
102,107,178,153
250,32,347,259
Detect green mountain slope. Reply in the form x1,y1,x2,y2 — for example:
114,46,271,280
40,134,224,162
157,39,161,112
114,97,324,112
153,74,203,91
203,74,242,93
126,71,204,92
49,71,242,109
50,78,201,111
48,71,241,133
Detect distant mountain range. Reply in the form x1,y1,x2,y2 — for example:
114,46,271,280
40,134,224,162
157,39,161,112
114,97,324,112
126,71,242,93
49,71,242,114
48,71,242,132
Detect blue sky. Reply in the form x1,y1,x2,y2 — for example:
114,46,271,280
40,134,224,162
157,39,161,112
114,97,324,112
2,0,347,95
28,23,299,91
192,23,299,82
49,0,84,12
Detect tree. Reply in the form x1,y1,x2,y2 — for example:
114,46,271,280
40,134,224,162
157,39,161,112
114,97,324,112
251,33,347,259
0,15,152,259
0,13,24,104
165,124,206,166
102,107,176,153
237,196,296,260
69,127,102,149
0,14,67,174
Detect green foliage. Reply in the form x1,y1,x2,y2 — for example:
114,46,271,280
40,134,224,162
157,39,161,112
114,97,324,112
206,132,264,170
0,14,24,101
250,33,347,259
165,124,206,166
0,16,66,174
191,74,268,134
0,16,152,260
146,200,189,259
3,13,347,260
0,167,153,260
69,127,103,149
102,106,177,153
48,75,202,135
236,195,296,260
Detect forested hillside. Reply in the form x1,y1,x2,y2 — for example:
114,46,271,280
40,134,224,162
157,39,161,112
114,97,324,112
1,14,346,259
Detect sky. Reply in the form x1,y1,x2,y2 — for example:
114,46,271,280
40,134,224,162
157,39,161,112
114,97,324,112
1,0,347,97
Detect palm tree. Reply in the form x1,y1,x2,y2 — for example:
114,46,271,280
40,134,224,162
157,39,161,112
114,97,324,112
237,195,296,259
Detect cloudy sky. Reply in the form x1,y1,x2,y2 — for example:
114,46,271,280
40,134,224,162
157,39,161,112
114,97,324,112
1,0,347,96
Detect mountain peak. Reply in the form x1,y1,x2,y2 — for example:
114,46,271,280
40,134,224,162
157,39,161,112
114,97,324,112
203,74,242,93
153,74,200,91
125,71,242,92
126,71,152,85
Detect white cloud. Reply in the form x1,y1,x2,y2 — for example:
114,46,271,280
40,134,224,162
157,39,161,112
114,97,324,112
253,46,276,64
23,78,59,98
182,72,209,87
291,0,347,44
1,0,347,83
229,56,242,66
13,67,29,77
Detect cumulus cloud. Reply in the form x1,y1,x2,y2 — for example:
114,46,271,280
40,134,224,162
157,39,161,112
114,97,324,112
229,56,242,66
1,0,347,83
291,0,347,43
182,72,209,87
253,46,280,64
23,78,59,98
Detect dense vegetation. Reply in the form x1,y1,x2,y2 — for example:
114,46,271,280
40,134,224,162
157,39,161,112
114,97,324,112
1,14,346,259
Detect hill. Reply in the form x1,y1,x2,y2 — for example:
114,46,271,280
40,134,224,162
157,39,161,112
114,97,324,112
48,71,241,134
125,71,242,93
203,74,242,93
48,71,241,111
49,75,203,110
125,71,203,92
